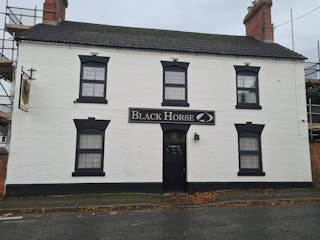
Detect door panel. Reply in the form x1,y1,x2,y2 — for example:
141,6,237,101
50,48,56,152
163,131,186,192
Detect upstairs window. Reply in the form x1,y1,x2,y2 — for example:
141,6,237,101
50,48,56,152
161,61,190,107
73,118,110,177
77,55,110,104
235,122,265,176
234,65,261,109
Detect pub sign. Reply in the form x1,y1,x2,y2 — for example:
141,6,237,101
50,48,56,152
129,108,215,125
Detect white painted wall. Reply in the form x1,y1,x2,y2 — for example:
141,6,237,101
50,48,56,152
6,42,312,184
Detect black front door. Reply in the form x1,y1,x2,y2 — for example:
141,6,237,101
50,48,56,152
163,130,186,192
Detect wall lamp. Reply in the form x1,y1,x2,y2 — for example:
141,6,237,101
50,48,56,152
194,133,200,141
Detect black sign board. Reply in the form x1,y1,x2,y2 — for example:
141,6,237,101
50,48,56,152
129,108,215,125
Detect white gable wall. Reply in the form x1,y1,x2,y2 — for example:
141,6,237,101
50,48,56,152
6,42,311,184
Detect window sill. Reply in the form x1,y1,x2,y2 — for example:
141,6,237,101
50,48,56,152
72,171,106,177
238,171,266,176
236,104,262,110
75,98,108,104
162,101,189,107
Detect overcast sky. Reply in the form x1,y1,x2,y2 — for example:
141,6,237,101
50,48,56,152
1,0,320,61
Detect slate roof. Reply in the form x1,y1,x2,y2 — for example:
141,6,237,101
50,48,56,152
17,21,306,60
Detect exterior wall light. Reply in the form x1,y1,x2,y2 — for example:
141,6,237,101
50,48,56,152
194,133,200,141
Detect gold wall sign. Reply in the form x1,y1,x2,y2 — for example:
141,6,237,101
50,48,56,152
19,73,31,112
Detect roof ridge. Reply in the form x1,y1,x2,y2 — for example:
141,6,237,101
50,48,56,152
60,20,254,40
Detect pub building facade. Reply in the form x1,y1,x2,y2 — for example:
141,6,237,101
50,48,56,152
5,0,312,196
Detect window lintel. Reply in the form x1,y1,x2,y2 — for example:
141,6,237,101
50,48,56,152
161,60,189,70
235,122,265,134
234,65,260,73
74,118,110,131
79,55,110,64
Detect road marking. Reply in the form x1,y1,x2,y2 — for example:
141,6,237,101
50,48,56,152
2,220,38,224
0,216,23,221
3,213,13,217
229,224,241,228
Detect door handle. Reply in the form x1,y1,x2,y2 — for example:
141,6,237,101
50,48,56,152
183,168,186,173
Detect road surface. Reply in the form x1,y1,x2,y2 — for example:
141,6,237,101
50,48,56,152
0,204,319,239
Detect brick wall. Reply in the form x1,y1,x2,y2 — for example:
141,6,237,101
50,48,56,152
244,0,274,41
43,0,67,23
310,143,320,184
0,151,8,196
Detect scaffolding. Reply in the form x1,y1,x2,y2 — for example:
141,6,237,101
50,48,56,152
307,99,320,142
306,46,320,141
0,0,46,148
305,62,320,80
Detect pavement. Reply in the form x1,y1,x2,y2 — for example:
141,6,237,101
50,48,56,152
0,188,320,214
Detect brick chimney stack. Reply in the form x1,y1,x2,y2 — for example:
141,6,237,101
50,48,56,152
43,0,68,24
243,0,274,42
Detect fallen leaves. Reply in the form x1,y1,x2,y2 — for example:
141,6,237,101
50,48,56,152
212,199,320,208
78,205,169,212
170,191,219,205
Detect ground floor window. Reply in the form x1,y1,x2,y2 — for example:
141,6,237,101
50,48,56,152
235,122,265,176
72,118,110,176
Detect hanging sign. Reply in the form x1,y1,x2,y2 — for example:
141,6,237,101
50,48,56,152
129,108,215,125
19,73,31,112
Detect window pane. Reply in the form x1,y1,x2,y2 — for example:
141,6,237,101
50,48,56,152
82,83,105,97
83,66,105,81
238,90,257,104
165,87,185,100
165,131,185,143
239,137,258,151
237,75,256,88
240,154,260,169
78,153,102,169
165,71,185,84
79,134,102,149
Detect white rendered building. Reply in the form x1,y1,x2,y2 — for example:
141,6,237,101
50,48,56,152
5,0,312,196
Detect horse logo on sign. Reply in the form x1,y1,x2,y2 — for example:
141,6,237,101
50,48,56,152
196,112,214,123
